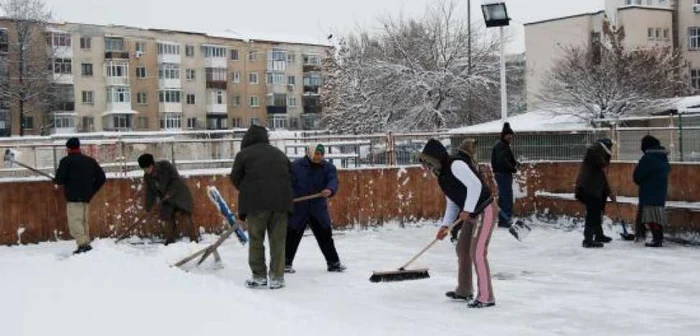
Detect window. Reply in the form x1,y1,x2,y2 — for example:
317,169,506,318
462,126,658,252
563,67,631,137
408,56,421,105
216,91,224,104
107,87,131,103
186,45,195,57
655,28,662,40
187,118,198,129
105,37,125,52
664,28,670,40
138,117,149,129
250,117,260,126
160,113,182,129
81,117,94,132
249,50,257,62
52,58,72,75
137,92,147,105
290,118,299,129
23,116,34,129
159,90,181,103
303,54,322,65
692,69,700,90
249,96,259,107
232,118,242,128
231,72,240,83
157,43,181,55
202,46,226,58
266,72,285,85
80,37,91,49
106,62,128,77
112,115,131,129
0,29,8,53
269,115,288,129
267,93,287,106
249,72,259,84
158,63,180,79
48,33,71,47
287,54,296,63
186,69,196,81
690,27,700,50
648,28,654,40
135,42,146,53
136,66,146,78
304,73,322,87
82,91,94,104
205,68,227,81
187,94,196,105
81,63,93,77
230,49,239,60
53,117,75,129
269,50,287,71
288,96,297,108
232,95,241,106
288,76,296,85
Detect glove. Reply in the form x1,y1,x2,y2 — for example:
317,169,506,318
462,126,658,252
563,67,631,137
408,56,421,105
436,226,450,240
450,222,463,242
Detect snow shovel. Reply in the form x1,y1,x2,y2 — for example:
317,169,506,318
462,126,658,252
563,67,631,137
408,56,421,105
369,219,462,283
3,156,54,180
614,201,636,241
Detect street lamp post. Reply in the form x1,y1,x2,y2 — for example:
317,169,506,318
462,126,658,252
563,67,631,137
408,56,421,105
481,1,511,122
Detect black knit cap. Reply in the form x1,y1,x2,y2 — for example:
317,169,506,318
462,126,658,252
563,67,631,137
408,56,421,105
137,153,155,168
501,122,514,139
66,137,80,149
641,135,661,153
597,138,614,151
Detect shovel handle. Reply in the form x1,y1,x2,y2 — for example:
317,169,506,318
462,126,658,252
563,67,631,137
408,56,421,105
399,219,463,270
293,193,324,203
10,160,55,180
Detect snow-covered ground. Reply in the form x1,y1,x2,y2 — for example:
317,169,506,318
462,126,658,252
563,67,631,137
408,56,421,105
1,221,699,336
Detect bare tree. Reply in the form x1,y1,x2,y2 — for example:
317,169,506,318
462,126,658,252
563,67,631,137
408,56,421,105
321,0,503,133
538,19,690,124
0,0,57,136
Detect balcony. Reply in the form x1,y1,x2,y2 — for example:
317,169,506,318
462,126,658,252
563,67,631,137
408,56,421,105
206,80,227,90
52,101,75,112
106,101,132,112
52,73,74,85
158,54,181,64
105,51,130,59
159,102,183,113
206,103,227,114
159,78,182,89
204,57,227,69
52,46,72,58
303,64,321,72
303,105,322,114
106,76,130,87
303,86,320,95
267,106,288,114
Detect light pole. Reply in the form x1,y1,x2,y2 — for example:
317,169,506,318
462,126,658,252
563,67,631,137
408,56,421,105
481,1,510,122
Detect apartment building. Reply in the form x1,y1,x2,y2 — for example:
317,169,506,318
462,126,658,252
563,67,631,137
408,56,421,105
525,0,700,109
0,20,330,136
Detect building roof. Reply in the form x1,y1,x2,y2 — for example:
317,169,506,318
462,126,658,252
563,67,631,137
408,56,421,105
449,109,591,134
524,10,605,27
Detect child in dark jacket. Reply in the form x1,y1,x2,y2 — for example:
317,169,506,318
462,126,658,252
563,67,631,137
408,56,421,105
633,136,670,247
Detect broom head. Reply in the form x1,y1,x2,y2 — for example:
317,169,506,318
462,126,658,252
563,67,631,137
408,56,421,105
369,268,430,283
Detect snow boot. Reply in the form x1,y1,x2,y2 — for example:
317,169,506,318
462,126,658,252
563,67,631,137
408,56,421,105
467,300,496,309
73,244,92,255
445,291,473,302
594,235,613,244
327,262,347,272
646,223,663,248
245,277,268,289
269,278,285,290
582,240,604,248
284,265,296,274
508,221,531,242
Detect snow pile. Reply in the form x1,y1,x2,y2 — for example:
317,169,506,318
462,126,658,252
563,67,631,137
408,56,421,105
450,109,590,134
1,222,699,336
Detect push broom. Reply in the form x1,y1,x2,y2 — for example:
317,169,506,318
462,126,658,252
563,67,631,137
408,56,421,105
370,219,462,283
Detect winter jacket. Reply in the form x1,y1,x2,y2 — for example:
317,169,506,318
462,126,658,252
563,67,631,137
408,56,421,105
144,160,194,214
575,143,612,202
420,139,494,224
633,147,670,207
491,140,518,174
54,152,106,203
288,157,339,230
230,125,293,220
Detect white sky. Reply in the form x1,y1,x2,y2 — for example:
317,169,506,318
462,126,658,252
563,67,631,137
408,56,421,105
41,0,605,53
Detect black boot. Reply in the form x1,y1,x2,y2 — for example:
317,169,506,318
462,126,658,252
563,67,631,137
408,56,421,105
582,240,604,248
327,262,347,272
445,291,473,302
646,224,663,248
73,244,93,254
594,235,613,244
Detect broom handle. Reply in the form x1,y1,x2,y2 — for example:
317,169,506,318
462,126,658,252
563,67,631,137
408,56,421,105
294,193,324,203
11,160,55,180
399,219,463,270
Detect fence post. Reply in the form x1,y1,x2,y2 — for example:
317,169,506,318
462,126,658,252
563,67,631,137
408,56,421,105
679,113,684,162
611,124,619,161
52,145,58,173
171,142,176,168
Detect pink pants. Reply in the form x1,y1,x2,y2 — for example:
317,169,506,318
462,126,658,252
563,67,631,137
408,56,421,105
473,204,496,303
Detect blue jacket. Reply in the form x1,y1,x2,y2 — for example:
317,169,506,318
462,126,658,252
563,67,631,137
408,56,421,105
633,148,670,207
288,157,339,230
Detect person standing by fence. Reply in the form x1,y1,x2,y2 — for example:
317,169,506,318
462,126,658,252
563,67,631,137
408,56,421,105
633,136,670,248
491,123,519,229
575,139,615,248
54,138,106,254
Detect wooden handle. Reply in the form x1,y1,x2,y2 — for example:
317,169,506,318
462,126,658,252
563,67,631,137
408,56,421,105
293,193,324,203
11,160,55,180
398,219,463,270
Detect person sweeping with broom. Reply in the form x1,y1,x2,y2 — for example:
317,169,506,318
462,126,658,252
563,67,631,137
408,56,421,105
418,139,497,309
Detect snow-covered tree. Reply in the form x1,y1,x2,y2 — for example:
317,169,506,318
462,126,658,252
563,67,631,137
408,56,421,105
321,0,505,133
538,19,690,124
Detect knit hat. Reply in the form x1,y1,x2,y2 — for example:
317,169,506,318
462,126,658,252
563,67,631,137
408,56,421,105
641,135,661,153
459,138,477,156
306,143,325,158
501,122,514,140
66,137,80,149
137,153,155,168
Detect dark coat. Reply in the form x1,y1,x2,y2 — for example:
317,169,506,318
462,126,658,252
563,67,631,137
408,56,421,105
288,157,339,230
633,148,670,207
54,153,106,203
230,125,293,220
144,160,194,214
491,140,518,174
575,144,612,201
